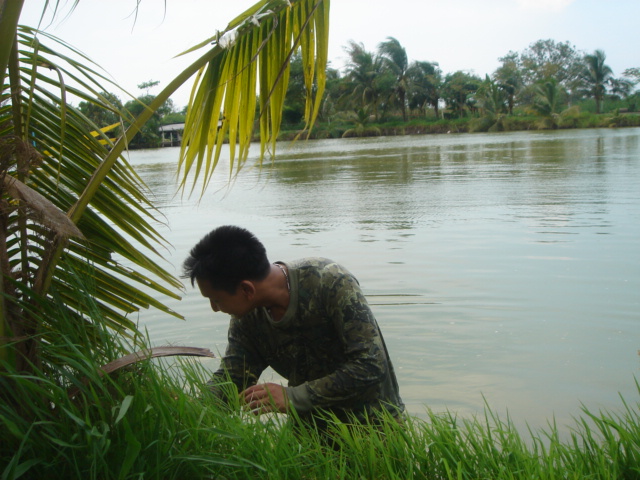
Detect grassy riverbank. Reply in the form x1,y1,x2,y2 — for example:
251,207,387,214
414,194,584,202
2,293,639,479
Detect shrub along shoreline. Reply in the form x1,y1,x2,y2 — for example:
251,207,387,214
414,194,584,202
277,111,640,141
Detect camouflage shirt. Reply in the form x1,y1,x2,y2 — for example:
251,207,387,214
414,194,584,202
209,257,404,422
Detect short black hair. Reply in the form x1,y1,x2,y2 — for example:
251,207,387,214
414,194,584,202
182,225,271,293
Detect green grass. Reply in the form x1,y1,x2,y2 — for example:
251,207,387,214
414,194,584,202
2,288,640,479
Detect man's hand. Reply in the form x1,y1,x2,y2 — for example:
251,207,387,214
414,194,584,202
241,383,289,415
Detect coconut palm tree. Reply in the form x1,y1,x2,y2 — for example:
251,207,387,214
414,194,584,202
531,78,565,118
473,76,508,132
378,37,409,121
341,108,381,138
442,71,481,118
531,78,567,129
608,77,634,101
0,0,329,372
498,76,519,115
494,52,522,115
477,76,507,116
407,60,442,118
342,41,393,122
581,49,613,114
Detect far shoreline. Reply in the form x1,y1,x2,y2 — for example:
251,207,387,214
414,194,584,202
276,111,640,142
144,112,640,151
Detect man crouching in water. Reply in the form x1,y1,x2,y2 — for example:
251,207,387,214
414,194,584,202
183,225,404,434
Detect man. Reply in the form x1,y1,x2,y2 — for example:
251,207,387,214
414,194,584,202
183,225,404,427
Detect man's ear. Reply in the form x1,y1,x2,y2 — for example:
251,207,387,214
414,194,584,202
239,280,256,299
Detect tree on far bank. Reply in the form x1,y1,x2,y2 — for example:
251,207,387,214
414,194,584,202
520,39,583,88
509,39,584,106
78,91,124,129
472,75,509,132
343,41,394,121
407,60,442,119
442,71,481,118
124,82,176,148
622,67,640,83
493,52,522,115
477,76,507,116
138,80,160,95
580,49,613,114
378,37,410,121
529,77,568,129
531,78,566,116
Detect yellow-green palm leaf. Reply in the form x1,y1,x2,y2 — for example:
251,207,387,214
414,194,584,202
178,0,329,195
2,27,182,336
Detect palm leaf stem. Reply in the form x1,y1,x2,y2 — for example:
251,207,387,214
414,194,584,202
0,0,24,87
9,36,34,295
1,32,27,358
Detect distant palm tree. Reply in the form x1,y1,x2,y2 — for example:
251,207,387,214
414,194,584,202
378,37,410,121
608,77,634,101
531,78,565,117
343,41,376,103
343,41,393,121
498,76,519,115
341,108,381,138
442,71,481,118
581,50,613,113
477,76,507,116
407,61,442,119
494,52,522,115
530,78,567,129
473,76,508,132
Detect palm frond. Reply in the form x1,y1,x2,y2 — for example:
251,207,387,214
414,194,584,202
2,26,182,345
178,0,329,196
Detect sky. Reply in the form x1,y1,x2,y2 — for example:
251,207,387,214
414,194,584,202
19,0,640,109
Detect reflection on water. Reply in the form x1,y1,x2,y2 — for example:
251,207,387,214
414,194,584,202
128,128,640,433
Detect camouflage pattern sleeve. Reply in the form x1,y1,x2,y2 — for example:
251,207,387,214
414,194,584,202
206,316,267,402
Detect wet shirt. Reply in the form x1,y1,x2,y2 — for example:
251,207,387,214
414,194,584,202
209,257,404,422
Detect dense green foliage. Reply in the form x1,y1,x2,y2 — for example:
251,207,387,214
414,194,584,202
82,38,638,144
272,36,640,139
309,38,639,137
2,286,640,479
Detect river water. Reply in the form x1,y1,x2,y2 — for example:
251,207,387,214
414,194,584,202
127,127,640,433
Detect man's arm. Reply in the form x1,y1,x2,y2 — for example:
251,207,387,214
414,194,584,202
207,317,267,403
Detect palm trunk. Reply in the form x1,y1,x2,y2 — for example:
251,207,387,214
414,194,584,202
2,32,39,373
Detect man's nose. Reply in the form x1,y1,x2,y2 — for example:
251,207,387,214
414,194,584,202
210,299,219,312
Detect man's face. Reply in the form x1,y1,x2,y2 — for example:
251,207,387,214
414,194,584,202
196,277,253,317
